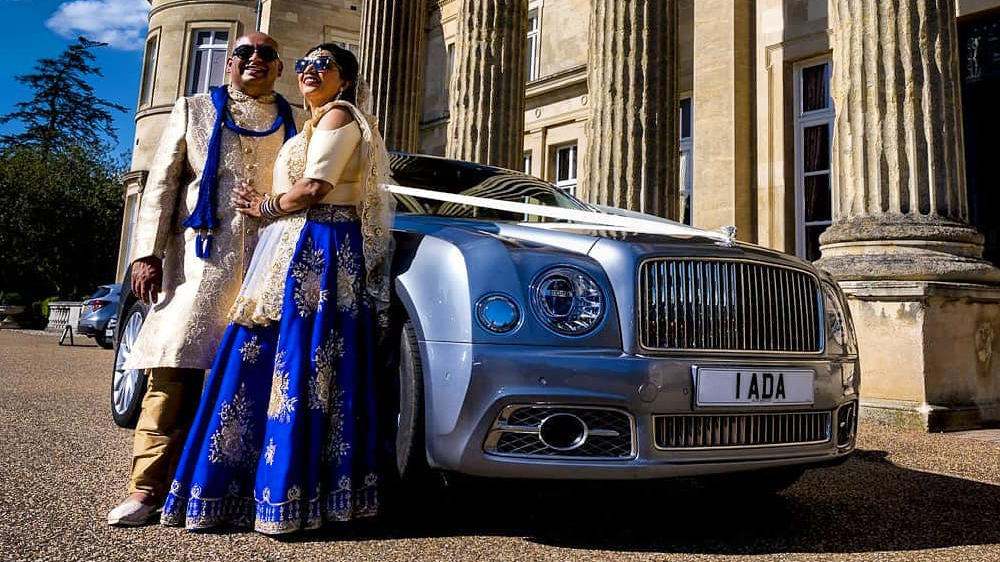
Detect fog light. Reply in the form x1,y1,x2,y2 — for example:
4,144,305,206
836,401,857,448
476,294,520,333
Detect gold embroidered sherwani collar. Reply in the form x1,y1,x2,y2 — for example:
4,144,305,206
227,85,278,105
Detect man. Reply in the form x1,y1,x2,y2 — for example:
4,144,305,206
108,32,305,526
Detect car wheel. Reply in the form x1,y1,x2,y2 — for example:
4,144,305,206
111,301,148,429
701,466,805,497
95,333,113,349
394,319,428,482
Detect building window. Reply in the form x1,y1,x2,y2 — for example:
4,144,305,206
138,35,158,107
523,151,532,175
794,60,834,261
526,9,540,81
186,29,229,95
446,43,456,90
678,97,693,225
554,144,578,194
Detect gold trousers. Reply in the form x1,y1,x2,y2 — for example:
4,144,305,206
129,367,204,500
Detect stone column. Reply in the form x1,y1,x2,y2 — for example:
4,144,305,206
819,0,1000,432
817,0,998,283
581,0,678,218
446,0,527,169
359,0,428,152
691,0,754,235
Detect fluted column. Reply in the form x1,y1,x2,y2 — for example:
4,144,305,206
446,0,527,169
580,0,678,218
359,0,427,152
817,0,999,282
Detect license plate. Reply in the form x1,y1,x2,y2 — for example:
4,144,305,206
105,328,114,338
696,368,814,406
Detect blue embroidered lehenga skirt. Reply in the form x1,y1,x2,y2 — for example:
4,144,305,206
161,205,380,534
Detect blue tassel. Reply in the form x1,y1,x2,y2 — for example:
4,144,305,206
184,86,298,261
195,233,213,258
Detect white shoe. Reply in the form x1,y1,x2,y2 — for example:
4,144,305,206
107,500,161,527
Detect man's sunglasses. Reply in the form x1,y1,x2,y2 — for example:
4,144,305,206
295,56,338,74
232,44,279,62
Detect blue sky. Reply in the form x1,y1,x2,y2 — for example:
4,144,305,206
4,0,149,158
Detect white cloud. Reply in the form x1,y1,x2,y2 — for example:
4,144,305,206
45,0,150,50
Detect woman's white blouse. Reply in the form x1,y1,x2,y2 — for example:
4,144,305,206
272,120,362,206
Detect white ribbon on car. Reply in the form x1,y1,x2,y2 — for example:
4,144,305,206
385,184,731,243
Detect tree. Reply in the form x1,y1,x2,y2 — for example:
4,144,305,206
0,37,128,152
0,37,128,325
0,145,125,307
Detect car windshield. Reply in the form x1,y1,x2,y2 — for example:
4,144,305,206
388,153,590,222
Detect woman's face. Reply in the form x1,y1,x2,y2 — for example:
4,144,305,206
297,49,351,107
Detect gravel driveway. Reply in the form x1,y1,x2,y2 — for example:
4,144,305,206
1,331,998,562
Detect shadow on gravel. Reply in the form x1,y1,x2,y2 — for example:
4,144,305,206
279,449,1000,555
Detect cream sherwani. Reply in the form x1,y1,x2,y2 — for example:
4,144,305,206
126,88,305,370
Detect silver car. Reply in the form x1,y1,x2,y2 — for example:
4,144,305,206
112,153,859,493
386,154,858,492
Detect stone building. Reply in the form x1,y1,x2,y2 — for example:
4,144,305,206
117,0,1000,430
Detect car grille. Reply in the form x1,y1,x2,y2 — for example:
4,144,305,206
653,411,831,449
638,259,822,353
485,405,635,459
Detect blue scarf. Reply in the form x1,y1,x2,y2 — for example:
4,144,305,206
184,86,298,258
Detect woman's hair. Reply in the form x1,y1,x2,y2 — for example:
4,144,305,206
304,43,359,105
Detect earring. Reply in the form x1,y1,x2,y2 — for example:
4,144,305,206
335,89,344,101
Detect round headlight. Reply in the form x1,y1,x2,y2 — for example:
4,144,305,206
476,294,520,333
531,267,605,335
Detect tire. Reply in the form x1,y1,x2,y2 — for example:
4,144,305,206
111,301,149,429
393,319,428,482
96,334,113,349
700,466,805,497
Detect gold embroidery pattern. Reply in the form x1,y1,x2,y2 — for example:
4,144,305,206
307,205,357,224
323,382,350,465
267,351,297,423
125,92,286,371
336,234,361,317
264,438,276,466
208,383,257,467
290,236,328,317
227,214,308,327
239,336,262,364
284,134,308,188
310,331,343,412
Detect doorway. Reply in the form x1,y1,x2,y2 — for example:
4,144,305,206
959,14,1000,267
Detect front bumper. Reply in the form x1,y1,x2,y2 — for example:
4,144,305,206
421,341,858,479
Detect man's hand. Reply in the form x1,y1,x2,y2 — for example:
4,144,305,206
131,256,163,305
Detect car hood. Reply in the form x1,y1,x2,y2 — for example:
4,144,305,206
396,215,815,271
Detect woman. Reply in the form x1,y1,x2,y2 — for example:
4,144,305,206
160,44,395,534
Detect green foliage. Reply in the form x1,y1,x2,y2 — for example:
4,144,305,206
0,36,129,326
0,37,128,153
0,144,125,306
0,292,24,305
39,295,61,319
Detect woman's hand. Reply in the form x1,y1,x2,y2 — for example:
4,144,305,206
232,183,265,218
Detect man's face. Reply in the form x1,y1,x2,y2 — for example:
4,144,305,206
227,33,283,93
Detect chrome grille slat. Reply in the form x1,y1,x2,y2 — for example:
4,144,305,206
639,259,822,353
653,411,831,449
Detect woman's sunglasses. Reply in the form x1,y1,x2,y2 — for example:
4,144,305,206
295,56,338,74
231,44,279,62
